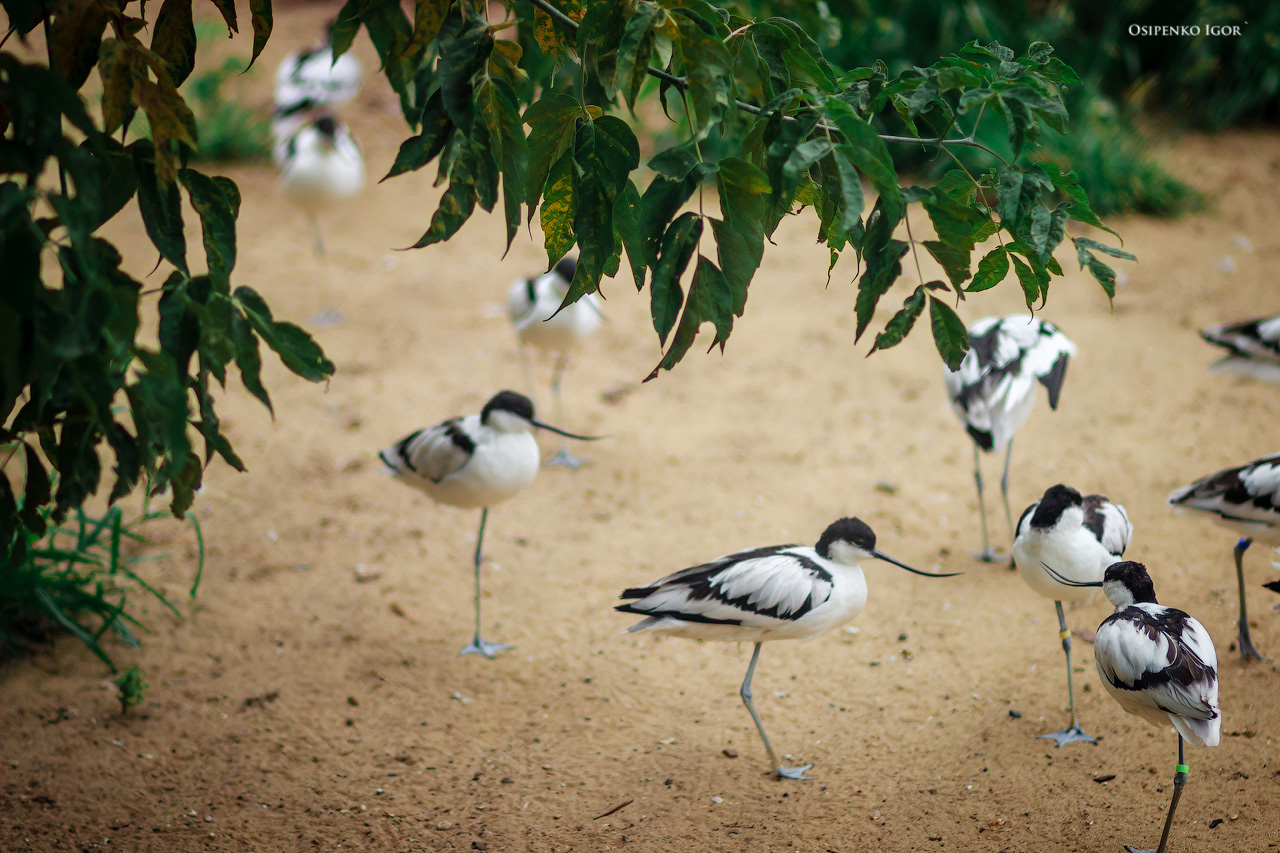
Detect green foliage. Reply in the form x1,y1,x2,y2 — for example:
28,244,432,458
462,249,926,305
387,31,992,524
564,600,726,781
357,0,1127,377
113,665,147,712
1,0,333,626
0,491,203,672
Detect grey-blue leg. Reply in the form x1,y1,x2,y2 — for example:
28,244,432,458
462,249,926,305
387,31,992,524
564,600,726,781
1124,736,1187,853
1234,538,1264,661
546,352,584,469
1000,438,1016,547
459,508,513,658
1038,600,1097,746
971,444,1002,562
740,642,812,780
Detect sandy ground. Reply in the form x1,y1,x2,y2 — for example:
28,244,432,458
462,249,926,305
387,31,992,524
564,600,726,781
5,6,1280,852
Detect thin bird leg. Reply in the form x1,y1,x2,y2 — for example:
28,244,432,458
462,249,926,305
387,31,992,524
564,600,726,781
308,209,326,257
516,341,535,400
1000,438,1016,547
971,444,1000,563
1038,601,1097,746
459,508,513,659
546,351,584,469
307,211,343,327
739,642,812,780
1124,737,1188,853
1234,538,1264,661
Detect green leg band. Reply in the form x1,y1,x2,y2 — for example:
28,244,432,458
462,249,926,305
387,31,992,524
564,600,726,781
1176,764,1189,775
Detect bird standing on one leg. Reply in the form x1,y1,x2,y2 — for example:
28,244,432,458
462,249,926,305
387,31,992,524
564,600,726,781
616,517,959,779
1200,314,1280,384
943,316,1076,562
1168,452,1280,661
507,256,602,469
1041,560,1219,853
1012,484,1132,745
379,391,600,658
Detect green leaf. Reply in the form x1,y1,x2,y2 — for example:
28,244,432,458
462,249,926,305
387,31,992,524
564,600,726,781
20,442,51,537
151,0,196,85
650,211,701,346
927,295,969,370
1038,163,1118,237
1029,205,1068,264
180,170,239,284
711,157,767,310
407,0,449,59
230,309,270,412
476,77,527,252
568,115,640,302
437,6,492,133
383,91,454,180
540,150,576,266
234,286,335,382
616,2,661,111
1073,237,1136,300
923,241,969,288
1010,252,1046,309
580,0,629,47
48,0,112,90
409,138,482,248
525,92,584,217
871,285,927,354
824,98,903,222
247,0,273,68
674,11,733,141
132,141,187,273
966,246,1009,292
648,254,739,379
97,40,141,135
614,179,645,291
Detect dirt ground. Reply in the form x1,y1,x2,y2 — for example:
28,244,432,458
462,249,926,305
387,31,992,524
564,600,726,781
5,6,1280,852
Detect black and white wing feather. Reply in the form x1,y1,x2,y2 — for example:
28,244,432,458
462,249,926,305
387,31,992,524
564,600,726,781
1202,315,1280,363
618,545,835,629
1168,453,1280,534
1082,494,1133,558
379,416,479,484
1094,604,1220,746
943,316,1076,450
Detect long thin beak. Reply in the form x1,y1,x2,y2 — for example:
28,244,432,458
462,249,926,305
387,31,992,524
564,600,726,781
1040,561,1102,587
531,418,605,441
874,549,963,577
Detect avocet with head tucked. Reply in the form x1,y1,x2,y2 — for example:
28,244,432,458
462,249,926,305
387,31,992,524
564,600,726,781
1169,452,1280,661
617,517,960,779
1042,560,1219,853
1200,314,1280,383
943,316,1076,562
1012,484,1132,746
380,391,600,658
507,256,602,469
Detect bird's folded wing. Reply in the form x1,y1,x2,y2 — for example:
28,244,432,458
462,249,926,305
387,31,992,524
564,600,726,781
622,549,833,626
1097,614,1218,721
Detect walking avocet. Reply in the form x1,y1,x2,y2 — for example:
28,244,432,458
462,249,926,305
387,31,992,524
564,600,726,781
617,517,959,779
1200,314,1280,383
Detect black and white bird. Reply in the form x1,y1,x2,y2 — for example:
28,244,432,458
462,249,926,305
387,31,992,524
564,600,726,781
1169,452,1280,661
1041,560,1219,853
617,517,959,779
506,256,602,469
1012,484,1133,745
1200,314,1280,383
274,34,363,113
943,316,1076,562
379,391,600,658
278,114,364,234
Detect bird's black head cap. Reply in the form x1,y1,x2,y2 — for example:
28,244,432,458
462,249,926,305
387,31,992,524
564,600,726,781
314,115,339,138
1030,483,1083,529
816,517,876,558
553,255,578,283
1103,561,1158,604
481,390,535,424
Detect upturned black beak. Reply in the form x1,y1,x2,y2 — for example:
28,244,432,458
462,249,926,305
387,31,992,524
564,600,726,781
874,549,963,577
531,418,605,441
1040,561,1102,587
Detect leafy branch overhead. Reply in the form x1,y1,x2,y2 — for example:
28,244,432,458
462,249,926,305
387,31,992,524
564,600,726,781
1,1,332,566
359,0,1132,376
